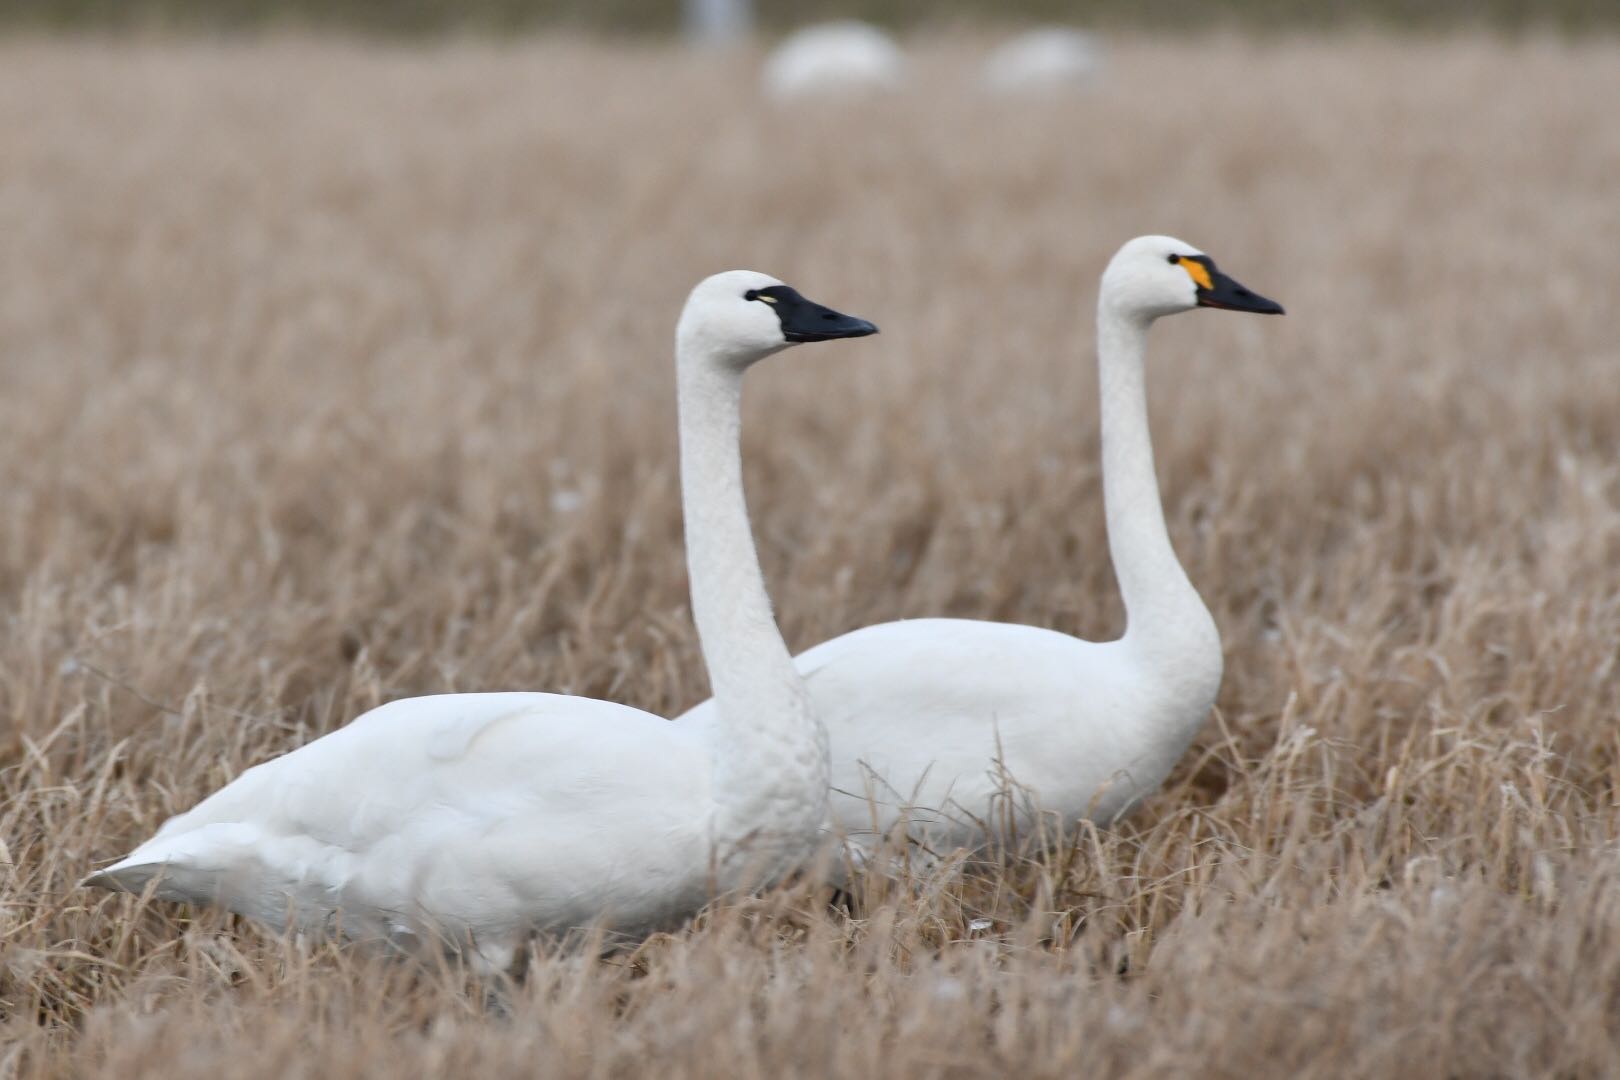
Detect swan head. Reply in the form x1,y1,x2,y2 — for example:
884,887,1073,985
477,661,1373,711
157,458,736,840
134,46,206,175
1101,235,1284,322
678,270,879,369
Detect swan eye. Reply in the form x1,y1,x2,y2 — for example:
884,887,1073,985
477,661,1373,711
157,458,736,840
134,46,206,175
744,289,778,304
1166,254,1180,265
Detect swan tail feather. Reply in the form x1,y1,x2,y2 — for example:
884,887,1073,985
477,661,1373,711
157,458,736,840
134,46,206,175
80,822,262,902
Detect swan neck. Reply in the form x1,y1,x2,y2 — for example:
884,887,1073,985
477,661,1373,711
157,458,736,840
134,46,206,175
1095,302,1207,647
675,344,828,869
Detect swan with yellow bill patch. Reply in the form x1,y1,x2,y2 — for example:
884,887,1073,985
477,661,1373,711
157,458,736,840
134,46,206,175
679,235,1284,861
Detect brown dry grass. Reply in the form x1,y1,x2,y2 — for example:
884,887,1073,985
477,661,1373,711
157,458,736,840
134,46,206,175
1,30,1618,1078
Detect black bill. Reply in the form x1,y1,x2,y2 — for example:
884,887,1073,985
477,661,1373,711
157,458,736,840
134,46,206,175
747,285,880,342
1184,255,1285,315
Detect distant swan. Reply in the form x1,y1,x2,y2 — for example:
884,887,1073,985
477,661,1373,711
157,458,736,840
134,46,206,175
982,28,1103,94
84,271,879,968
762,21,905,101
680,237,1282,856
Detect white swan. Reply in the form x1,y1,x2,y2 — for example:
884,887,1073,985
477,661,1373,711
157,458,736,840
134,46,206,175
982,28,1103,95
84,271,879,966
762,21,905,101
680,237,1283,856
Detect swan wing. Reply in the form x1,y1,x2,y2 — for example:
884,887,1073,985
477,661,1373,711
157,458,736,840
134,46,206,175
86,692,715,939
678,619,1148,842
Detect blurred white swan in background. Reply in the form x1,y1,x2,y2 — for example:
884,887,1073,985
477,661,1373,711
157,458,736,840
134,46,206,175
84,272,879,968
983,28,1103,94
763,21,905,101
681,236,1284,858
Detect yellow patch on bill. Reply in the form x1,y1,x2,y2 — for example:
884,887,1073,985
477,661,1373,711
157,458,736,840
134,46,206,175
1175,256,1213,291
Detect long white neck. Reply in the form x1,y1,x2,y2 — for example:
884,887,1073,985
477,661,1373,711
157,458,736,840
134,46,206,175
675,342,829,873
1095,300,1220,675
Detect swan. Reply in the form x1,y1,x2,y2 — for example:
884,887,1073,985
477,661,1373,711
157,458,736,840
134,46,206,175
762,21,905,101
982,28,1103,95
83,271,879,967
680,236,1283,857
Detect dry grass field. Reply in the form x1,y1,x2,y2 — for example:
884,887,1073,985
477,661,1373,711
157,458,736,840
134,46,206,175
1,30,1618,1078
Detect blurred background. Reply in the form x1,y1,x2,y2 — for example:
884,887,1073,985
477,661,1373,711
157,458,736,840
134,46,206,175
3,0,1615,34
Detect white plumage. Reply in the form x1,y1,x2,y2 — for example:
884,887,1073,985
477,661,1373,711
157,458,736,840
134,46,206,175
84,270,880,966
92,694,718,957
762,21,904,101
681,237,1284,857
982,28,1103,94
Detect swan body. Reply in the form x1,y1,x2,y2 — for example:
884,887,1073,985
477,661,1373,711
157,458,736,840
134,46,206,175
983,29,1103,94
85,271,879,962
762,21,904,101
680,237,1283,855
94,693,721,951
712,618,1210,840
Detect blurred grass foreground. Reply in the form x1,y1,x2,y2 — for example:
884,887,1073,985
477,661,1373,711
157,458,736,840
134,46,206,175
3,0,1617,35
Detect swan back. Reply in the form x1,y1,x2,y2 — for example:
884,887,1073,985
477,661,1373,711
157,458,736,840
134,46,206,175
983,29,1103,94
85,693,718,947
762,22,905,101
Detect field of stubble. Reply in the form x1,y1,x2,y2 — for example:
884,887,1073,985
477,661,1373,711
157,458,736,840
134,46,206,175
0,31,1618,1078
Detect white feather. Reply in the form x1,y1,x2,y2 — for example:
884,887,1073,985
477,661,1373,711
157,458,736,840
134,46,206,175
84,270,881,962
762,22,904,101
681,237,1284,857
983,29,1103,94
